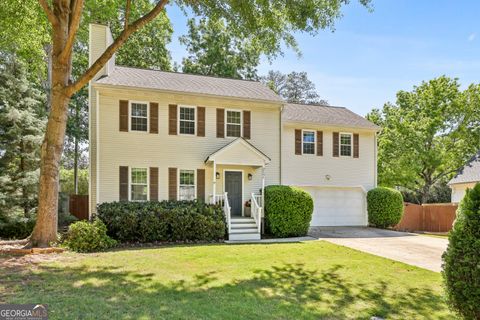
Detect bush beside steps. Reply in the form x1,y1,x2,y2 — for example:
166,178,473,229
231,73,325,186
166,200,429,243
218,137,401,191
264,185,313,238
97,200,226,243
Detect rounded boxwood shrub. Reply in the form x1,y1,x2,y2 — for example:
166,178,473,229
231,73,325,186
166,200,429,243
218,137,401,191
96,200,226,243
63,219,117,252
442,183,480,319
367,187,404,228
264,185,313,237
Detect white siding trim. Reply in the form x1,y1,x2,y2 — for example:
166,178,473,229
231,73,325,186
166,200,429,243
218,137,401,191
96,90,100,204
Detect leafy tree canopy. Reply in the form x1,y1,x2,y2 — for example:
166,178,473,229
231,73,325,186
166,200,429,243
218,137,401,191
262,70,328,104
367,76,480,203
179,17,261,79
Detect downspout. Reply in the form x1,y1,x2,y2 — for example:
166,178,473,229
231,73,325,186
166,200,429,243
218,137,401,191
374,132,378,187
279,104,284,184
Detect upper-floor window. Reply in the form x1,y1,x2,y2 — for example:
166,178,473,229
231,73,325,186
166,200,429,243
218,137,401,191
131,168,148,201
179,169,195,200
340,133,352,157
179,106,195,135
130,102,148,132
302,130,315,155
226,110,242,137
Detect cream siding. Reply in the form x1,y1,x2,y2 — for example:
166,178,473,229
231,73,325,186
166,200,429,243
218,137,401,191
450,182,477,203
281,123,376,190
91,87,280,211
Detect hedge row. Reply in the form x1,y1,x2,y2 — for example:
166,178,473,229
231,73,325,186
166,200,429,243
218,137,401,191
96,200,226,242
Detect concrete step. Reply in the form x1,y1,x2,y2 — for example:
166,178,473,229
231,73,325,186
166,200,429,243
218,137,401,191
231,217,255,223
231,223,257,229
229,232,261,241
229,228,258,234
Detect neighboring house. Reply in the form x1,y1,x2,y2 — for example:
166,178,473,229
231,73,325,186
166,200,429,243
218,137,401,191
88,24,380,240
448,151,480,203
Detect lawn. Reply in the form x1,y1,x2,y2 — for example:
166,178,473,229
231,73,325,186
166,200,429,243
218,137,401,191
0,241,454,320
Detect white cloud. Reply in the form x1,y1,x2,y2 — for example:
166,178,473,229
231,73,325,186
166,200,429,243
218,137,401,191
468,33,476,42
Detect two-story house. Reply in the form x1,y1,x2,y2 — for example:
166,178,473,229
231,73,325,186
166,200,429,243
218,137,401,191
88,24,380,240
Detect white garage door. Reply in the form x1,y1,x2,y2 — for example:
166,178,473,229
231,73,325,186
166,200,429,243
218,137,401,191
300,187,367,226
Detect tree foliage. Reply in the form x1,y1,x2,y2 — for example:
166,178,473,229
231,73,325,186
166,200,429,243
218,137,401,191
180,17,261,79
0,56,46,218
367,76,480,203
262,70,328,104
4,0,370,246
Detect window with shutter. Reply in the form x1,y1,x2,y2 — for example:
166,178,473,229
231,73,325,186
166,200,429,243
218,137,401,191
119,100,129,132
130,102,148,132
179,106,195,135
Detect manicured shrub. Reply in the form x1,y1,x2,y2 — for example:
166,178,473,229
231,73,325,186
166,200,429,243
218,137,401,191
63,219,117,252
96,200,226,243
367,187,404,228
264,185,313,237
442,183,480,320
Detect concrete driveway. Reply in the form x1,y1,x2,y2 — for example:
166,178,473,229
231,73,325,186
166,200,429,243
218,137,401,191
309,227,448,272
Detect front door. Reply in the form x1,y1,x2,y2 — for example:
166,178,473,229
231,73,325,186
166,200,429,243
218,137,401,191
225,171,242,216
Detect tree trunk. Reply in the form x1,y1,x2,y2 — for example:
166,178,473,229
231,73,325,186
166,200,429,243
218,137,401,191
73,135,78,194
30,12,71,247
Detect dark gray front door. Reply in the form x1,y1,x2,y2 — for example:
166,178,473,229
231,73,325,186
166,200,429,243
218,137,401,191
225,171,242,216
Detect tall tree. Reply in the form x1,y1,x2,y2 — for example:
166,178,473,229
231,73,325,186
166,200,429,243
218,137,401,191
180,17,261,79
30,0,370,247
0,56,46,219
367,76,480,203
262,70,328,104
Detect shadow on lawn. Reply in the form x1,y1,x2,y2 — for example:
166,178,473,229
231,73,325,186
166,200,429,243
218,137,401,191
1,258,451,320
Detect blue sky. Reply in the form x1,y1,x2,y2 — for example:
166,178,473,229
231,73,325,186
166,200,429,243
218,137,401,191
166,1,480,116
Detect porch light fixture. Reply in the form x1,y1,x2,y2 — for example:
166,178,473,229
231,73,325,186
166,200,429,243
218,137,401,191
325,174,331,181
216,172,220,179
248,173,253,181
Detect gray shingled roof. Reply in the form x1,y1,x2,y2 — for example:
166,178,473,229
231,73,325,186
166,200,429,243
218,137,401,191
94,66,282,102
449,151,480,185
282,103,380,130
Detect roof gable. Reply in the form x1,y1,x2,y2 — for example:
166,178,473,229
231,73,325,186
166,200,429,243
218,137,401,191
205,138,270,167
449,151,480,185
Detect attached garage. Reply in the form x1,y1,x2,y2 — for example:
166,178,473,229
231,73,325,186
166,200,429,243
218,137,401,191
299,187,367,226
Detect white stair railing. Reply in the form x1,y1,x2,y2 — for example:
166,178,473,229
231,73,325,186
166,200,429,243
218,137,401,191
251,193,262,233
223,192,231,233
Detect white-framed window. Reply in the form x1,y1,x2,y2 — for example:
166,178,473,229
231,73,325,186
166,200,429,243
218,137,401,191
179,169,196,201
340,133,353,157
130,168,148,201
226,110,242,137
130,102,148,132
302,130,315,155
179,106,195,135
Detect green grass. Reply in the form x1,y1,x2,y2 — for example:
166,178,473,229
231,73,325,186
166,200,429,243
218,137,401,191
1,241,454,319
420,233,450,239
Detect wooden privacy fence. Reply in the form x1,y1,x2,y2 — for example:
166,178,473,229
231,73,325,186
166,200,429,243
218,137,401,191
69,194,89,220
394,203,458,233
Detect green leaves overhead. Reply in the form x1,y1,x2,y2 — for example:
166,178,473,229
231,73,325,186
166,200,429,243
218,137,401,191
367,76,480,203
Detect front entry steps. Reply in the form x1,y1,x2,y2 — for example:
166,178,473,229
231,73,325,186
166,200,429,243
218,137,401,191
229,216,261,241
